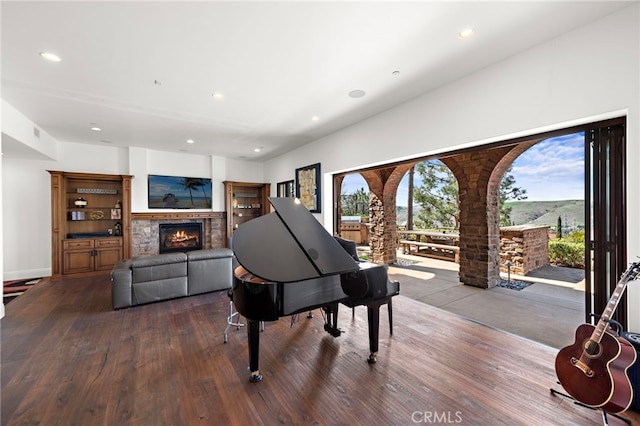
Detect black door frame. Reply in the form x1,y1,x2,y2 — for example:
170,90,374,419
585,119,627,327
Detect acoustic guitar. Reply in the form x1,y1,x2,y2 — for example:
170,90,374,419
555,261,640,413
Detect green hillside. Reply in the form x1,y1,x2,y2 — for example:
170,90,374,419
397,200,584,230
506,200,584,229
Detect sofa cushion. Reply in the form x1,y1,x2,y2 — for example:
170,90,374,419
132,276,188,305
187,248,233,295
131,252,187,283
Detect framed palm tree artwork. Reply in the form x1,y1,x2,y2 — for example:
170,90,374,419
148,174,212,209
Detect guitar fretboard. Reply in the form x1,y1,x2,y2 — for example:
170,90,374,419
590,262,640,344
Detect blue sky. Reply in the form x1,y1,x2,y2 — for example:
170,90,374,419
341,132,585,206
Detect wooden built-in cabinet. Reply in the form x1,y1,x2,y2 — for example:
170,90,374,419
49,171,132,280
224,181,270,239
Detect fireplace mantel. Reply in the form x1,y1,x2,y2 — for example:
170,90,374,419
132,212,225,220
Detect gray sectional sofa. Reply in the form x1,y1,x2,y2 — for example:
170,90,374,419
111,248,233,309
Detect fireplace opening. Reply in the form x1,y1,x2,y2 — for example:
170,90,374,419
159,223,203,254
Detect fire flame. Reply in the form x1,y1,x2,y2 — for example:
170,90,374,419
171,230,195,243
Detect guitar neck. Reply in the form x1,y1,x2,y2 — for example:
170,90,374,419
591,262,640,343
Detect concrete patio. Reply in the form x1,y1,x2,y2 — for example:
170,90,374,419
381,250,586,349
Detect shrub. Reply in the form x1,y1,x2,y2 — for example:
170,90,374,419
549,239,585,268
564,229,585,244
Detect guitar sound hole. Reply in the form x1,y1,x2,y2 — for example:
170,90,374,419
584,339,601,357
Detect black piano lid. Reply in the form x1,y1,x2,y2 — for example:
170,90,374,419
232,197,359,283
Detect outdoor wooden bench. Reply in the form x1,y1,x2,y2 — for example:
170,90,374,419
398,239,460,263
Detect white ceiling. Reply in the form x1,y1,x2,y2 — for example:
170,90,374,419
1,1,633,161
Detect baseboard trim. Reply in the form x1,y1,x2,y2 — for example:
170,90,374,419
3,268,51,282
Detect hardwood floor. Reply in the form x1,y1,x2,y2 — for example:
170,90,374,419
2,275,639,425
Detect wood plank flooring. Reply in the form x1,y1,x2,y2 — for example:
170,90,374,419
2,275,639,425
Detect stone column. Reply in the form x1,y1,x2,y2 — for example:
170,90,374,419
361,164,413,265
442,141,537,288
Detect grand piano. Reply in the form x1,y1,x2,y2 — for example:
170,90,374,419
232,197,400,382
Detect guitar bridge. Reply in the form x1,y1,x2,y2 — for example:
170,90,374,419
570,357,594,377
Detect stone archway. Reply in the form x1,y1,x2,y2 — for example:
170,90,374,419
335,140,539,286
441,141,539,288
358,164,414,265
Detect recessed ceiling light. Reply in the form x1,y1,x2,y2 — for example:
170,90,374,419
254,147,261,153
212,92,224,100
311,116,320,122
90,124,101,131
39,52,61,62
348,89,366,98
187,139,195,144
458,28,475,40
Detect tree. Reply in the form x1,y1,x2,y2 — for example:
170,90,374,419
180,178,199,206
557,216,563,239
341,187,369,217
499,166,528,226
411,161,527,229
412,160,459,229
190,178,210,207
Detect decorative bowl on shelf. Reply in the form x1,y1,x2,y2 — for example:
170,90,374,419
74,197,88,208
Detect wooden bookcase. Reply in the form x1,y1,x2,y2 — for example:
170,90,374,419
224,181,270,240
49,171,132,280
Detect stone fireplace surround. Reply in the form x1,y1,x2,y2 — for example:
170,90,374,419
131,212,226,258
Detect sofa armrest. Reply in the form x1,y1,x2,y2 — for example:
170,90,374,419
187,248,233,295
111,259,133,309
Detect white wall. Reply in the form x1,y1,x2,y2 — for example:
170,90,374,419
129,147,216,212
1,4,639,327
1,138,262,279
128,148,265,212
1,100,58,160
2,157,54,280
1,134,3,319
264,5,640,328
266,5,638,219
1,142,129,280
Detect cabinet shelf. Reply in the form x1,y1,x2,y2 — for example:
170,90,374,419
49,171,131,280
67,218,122,222
224,181,270,239
66,192,119,195
68,207,121,210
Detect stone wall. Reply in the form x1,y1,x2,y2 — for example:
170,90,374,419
131,212,226,258
369,195,385,262
499,225,549,275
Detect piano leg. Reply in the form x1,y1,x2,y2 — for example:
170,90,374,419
388,299,393,335
366,303,381,364
247,320,263,383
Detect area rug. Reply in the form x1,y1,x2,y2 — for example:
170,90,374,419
3,278,41,304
